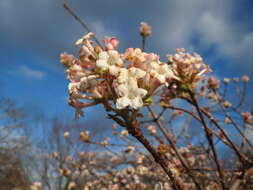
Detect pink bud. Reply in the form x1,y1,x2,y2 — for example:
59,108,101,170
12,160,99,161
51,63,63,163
103,37,119,50
110,37,119,48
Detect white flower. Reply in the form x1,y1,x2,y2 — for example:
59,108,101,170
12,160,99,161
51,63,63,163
96,51,109,70
129,67,146,79
150,62,174,83
115,67,147,109
107,50,123,66
78,75,97,90
68,82,78,93
117,68,129,83
75,32,94,46
96,50,123,71
116,86,147,109
116,96,131,109
109,65,120,76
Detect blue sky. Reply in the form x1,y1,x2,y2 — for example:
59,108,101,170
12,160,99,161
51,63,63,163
1,0,253,120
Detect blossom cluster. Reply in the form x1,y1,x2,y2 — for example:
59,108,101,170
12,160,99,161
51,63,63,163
60,28,210,117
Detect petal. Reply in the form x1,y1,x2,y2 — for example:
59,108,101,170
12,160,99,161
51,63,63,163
96,60,108,70
79,77,89,89
129,67,146,79
136,88,148,97
130,97,143,109
118,68,128,83
98,51,109,60
157,74,166,83
68,82,78,93
109,65,120,76
117,84,128,97
75,38,83,46
135,68,146,79
116,97,131,109
128,77,138,89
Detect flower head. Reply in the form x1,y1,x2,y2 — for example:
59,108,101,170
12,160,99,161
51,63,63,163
61,29,212,118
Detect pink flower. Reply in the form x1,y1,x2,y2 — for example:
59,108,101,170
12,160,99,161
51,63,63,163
103,36,119,50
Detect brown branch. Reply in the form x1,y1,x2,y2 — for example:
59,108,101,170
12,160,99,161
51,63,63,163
63,3,103,48
127,121,183,190
188,90,227,190
147,106,202,190
214,91,253,150
199,107,248,165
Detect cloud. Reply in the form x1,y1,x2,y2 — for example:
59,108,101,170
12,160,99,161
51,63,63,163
19,65,46,79
0,0,252,71
195,5,253,66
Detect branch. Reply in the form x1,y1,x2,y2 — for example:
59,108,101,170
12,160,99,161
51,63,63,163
63,3,103,48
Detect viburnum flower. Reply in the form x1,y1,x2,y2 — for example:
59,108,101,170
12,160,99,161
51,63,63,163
167,48,211,85
149,61,175,83
61,26,211,117
114,68,147,109
96,50,123,73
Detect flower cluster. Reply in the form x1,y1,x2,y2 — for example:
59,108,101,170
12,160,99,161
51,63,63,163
60,25,210,117
167,48,211,87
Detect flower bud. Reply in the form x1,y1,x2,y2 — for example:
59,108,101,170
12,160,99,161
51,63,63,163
64,131,70,139
121,129,129,136
68,182,77,190
80,131,90,143
241,112,253,123
207,77,220,90
241,75,250,83
139,22,151,37
125,145,135,153
147,125,157,135
60,52,74,68
222,101,232,109
224,117,232,124
100,139,109,147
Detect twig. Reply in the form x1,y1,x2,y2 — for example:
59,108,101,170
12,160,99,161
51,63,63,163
147,106,202,190
188,90,227,190
63,3,103,48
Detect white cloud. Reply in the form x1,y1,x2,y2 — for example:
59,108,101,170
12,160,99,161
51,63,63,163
19,65,46,80
90,20,121,41
0,0,252,71
196,7,253,60
155,0,253,68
